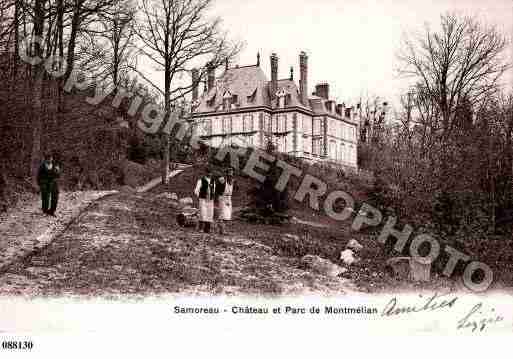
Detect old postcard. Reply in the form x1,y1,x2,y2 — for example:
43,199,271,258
0,0,512,356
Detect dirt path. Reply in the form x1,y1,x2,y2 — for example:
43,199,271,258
0,191,117,272
0,191,358,297
0,165,191,273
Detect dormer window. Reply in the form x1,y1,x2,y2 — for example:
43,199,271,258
285,94,292,106
247,88,257,103
206,92,216,107
276,88,287,109
222,90,232,111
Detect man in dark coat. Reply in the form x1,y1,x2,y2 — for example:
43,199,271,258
37,153,61,216
193,166,216,233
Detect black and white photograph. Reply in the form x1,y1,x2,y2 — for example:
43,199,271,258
0,0,512,356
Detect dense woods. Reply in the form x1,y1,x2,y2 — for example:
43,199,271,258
0,0,241,209
360,14,512,245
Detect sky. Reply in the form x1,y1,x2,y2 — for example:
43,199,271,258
205,0,513,109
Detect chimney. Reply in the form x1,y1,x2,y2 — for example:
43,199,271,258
315,83,329,100
290,66,294,80
257,52,260,67
207,62,215,92
299,51,308,105
270,53,278,101
191,68,199,101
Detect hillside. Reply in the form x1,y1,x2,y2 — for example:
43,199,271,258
151,162,513,293
150,163,429,293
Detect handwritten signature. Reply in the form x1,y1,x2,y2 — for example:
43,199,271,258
456,303,504,332
381,292,458,316
381,292,506,332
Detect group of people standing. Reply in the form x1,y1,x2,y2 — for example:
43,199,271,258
194,166,235,234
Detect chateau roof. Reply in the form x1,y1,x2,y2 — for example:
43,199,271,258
195,65,270,112
193,63,355,122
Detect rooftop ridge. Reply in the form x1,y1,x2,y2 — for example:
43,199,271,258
227,64,259,70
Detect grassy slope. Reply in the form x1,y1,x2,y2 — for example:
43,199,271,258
0,192,357,297
150,164,409,293
152,163,513,293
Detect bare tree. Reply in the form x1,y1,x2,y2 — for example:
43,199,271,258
64,0,123,81
135,0,242,183
358,92,388,144
397,13,509,181
78,0,136,86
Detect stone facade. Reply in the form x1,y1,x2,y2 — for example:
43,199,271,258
190,52,359,169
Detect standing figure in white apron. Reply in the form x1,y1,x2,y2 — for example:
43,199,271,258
215,167,234,235
194,167,216,233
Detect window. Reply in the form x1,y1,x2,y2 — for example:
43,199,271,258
285,94,292,106
304,137,312,154
211,117,221,135
349,145,355,163
303,117,312,135
330,140,336,159
223,117,231,134
232,116,242,133
247,88,257,103
278,96,285,109
286,134,292,152
243,115,253,132
207,93,216,107
263,115,271,133
313,138,321,156
313,118,321,136
223,98,230,111
198,120,212,136
278,115,286,132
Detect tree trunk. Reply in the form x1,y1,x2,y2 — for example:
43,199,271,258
31,0,45,183
13,0,19,79
162,11,172,185
57,0,64,112
64,4,81,81
162,76,171,184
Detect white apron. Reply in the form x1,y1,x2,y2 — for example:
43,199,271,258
194,177,215,223
218,182,233,221
199,198,214,223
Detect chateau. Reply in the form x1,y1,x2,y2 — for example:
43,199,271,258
190,52,359,169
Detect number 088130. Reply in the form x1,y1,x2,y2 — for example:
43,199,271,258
2,341,34,350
